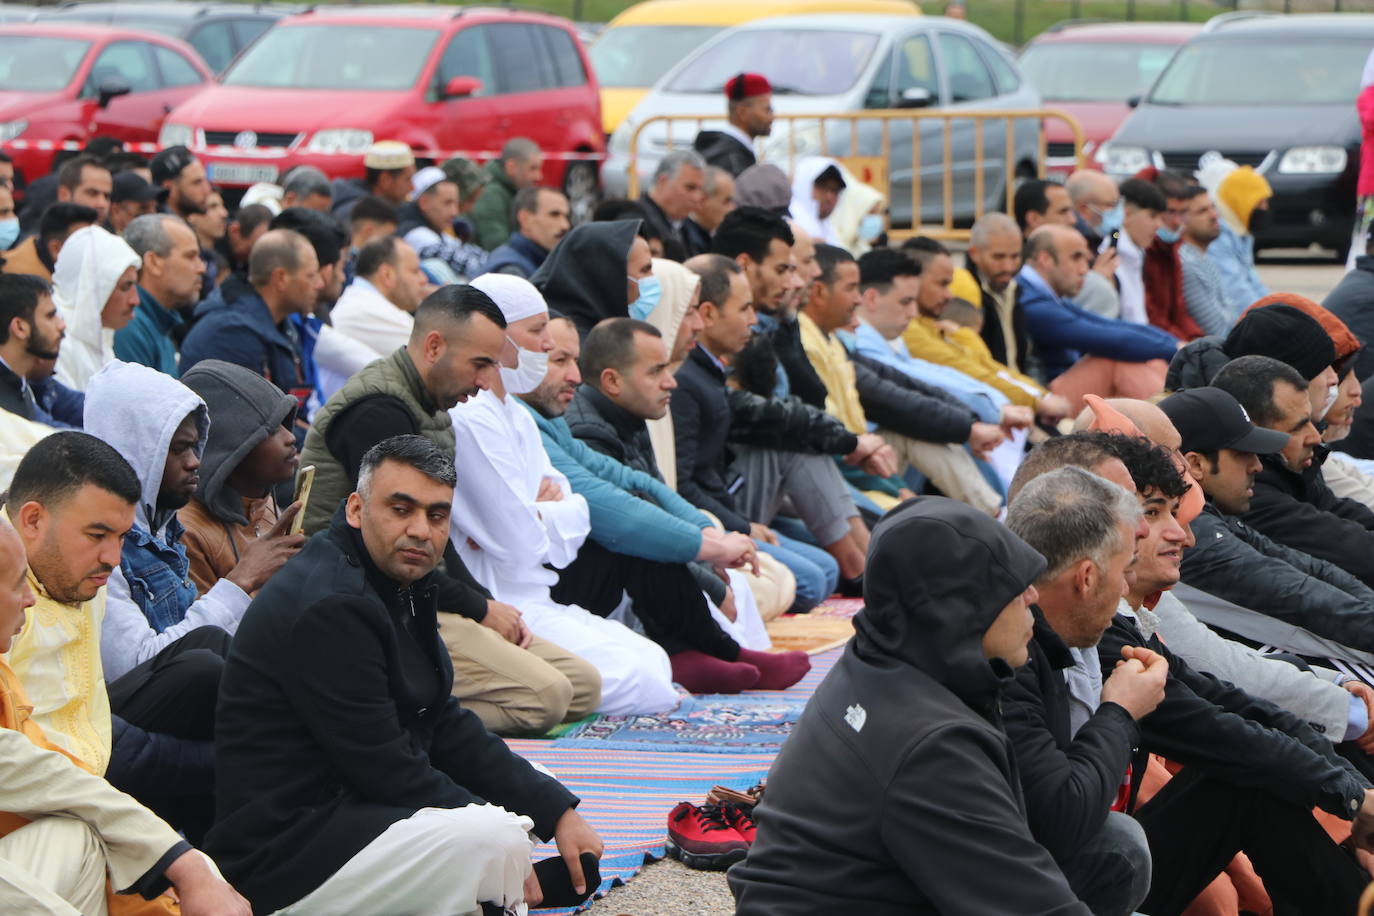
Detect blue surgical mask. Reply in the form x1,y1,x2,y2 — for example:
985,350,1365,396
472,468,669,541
0,217,18,251
1156,225,1181,244
858,213,885,243
499,337,550,395
1097,201,1124,234
629,274,661,320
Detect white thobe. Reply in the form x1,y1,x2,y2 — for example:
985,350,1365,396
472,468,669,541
449,389,680,715
330,278,415,360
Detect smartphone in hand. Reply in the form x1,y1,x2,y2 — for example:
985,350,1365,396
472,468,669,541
289,465,315,536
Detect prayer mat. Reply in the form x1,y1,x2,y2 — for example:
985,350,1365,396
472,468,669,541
809,596,865,618
552,693,807,753
765,612,854,655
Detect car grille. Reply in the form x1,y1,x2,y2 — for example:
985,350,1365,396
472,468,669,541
1046,141,1077,158
203,130,301,149
1160,150,1270,171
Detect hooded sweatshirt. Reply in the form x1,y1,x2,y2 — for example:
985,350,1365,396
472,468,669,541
83,361,252,680
178,360,299,596
789,156,845,246
729,498,1087,915
644,257,696,491
52,226,142,392
532,220,640,337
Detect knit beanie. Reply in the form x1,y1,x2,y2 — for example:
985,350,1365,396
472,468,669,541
1224,303,1336,381
1216,166,1272,230
1244,292,1361,379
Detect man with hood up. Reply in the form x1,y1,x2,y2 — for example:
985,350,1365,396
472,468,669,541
51,224,142,391
789,157,846,247
177,360,307,596
728,496,1090,914
532,219,645,338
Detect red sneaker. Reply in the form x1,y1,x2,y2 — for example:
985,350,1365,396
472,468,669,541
666,802,749,870
722,803,756,845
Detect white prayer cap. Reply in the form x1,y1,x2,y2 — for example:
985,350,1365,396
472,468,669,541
411,166,447,199
470,273,548,324
240,182,283,215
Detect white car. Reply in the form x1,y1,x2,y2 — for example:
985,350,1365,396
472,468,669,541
603,13,1043,228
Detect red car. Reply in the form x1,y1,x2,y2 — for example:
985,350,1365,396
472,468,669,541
161,6,604,211
1017,21,1200,175
0,23,214,186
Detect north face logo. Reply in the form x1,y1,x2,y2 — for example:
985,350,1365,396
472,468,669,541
845,704,867,732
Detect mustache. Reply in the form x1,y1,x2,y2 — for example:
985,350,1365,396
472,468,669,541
394,537,433,555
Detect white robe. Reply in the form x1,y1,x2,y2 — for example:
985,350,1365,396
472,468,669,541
330,278,415,360
449,388,680,715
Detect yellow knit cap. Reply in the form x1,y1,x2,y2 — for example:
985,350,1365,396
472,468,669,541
1217,166,1273,230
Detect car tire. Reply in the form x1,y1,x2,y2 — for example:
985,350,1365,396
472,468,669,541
563,159,601,227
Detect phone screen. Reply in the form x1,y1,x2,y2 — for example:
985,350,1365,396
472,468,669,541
290,465,315,536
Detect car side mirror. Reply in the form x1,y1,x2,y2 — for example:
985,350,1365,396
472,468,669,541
441,75,482,100
97,77,131,109
896,87,933,109
1126,94,1141,109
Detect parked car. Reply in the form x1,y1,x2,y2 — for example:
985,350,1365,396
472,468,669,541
160,6,605,216
1099,13,1374,255
0,23,214,186
604,13,1041,229
1017,20,1198,175
588,0,920,136
30,2,294,74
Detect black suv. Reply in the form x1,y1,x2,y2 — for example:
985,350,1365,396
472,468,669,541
1097,13,1374,256
30,1,296,73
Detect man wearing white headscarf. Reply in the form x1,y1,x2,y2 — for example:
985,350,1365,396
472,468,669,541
51,226,142,391
449,273,680,716
789,157,846,247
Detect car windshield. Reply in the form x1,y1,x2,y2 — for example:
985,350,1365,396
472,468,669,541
1150,37,1372,106
591,24,724,88
666,28,879,96
0,35,90,91
223,23,439,91
1019,41,1179,102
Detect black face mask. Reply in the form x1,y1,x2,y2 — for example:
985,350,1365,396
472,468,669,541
1249,207,1273,234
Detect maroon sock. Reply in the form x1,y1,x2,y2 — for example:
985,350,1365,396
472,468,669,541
670,650,761,694
736,648,812,690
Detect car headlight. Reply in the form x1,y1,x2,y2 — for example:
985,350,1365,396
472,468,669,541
158,122,192,148
305,129,374,155
0,119,26,142
1278,146,1348,175
1094,142,1151,177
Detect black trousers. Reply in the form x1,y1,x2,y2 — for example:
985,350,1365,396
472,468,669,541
106,625,230,843
1134,768,1367,916
551,539,739,661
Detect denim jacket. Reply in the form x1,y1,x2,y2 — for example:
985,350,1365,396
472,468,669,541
120,515,200,634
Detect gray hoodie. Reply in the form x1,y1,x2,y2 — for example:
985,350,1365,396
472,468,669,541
180,359,298,526
83,360,251,680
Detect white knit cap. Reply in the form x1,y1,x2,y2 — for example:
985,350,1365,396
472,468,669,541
470,273,548,324
411,166,448,199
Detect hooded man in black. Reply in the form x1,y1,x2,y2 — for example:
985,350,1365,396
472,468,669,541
729,497,1092,915
531,219,642,338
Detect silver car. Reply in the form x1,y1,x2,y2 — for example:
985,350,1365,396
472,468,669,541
602,13,1044,228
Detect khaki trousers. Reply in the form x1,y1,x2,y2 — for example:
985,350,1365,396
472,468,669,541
1049,356,1169,415
879,430,1003,516
439,615,601,736
0,816,107,916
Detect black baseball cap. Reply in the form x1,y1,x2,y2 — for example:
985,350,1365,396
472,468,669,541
150,145,196,186
111,171,161,204
1158,387,1291,455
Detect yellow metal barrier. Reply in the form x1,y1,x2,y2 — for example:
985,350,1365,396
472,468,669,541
626,108,1086,242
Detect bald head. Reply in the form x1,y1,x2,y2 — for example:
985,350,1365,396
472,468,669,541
1066,170,1120,231
1072,398,1182,452
1025,224,1090,298
969,212,1021,248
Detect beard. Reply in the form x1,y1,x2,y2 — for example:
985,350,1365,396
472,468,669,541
25,330,61,362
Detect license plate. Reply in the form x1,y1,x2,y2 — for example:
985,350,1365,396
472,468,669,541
208,162,279,185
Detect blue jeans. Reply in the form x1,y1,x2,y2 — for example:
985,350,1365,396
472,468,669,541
758,533,840,614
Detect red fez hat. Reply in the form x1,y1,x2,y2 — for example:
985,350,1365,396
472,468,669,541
725,72,772,101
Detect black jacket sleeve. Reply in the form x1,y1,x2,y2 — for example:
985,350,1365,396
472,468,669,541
852,355,976,445
1097,615,1369,818
286,594,576,839
1001,653,1140,863
671,383,751,533
724,388,860,456
1180,511,1374,653
771,319,830,409
1244,471,1374,589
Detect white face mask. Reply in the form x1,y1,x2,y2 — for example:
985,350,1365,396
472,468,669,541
499,336,550,395
1319,383,1340,420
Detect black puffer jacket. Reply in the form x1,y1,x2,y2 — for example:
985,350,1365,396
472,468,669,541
1165,336,1230,391
531,220,639,337
725,387,858,455
853,352,975,444
730,498,1089,915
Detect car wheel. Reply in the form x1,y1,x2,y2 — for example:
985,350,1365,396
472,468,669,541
563,159,601,227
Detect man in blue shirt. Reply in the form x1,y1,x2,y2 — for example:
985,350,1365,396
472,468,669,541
115,214,206,377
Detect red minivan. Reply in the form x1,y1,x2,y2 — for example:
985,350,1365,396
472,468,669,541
162,6,604,210
0,23,214,186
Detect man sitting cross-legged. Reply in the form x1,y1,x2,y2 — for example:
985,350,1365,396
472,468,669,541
206,435,603,915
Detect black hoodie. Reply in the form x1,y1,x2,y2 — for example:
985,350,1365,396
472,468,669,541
531,219,640,338
729,498,1089,915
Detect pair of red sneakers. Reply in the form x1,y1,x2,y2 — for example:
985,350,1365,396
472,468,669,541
666,800,758,870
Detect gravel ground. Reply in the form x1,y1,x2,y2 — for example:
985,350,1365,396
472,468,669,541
583,855,735,915
576,252,1345,916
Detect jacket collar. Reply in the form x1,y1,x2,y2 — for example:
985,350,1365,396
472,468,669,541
326,505,436,610
391,347,440,417
136,286,184,335
239,291,297,348
689,342,727,380
1029,607,1075,671
573,383,648,441
507,233,548,263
